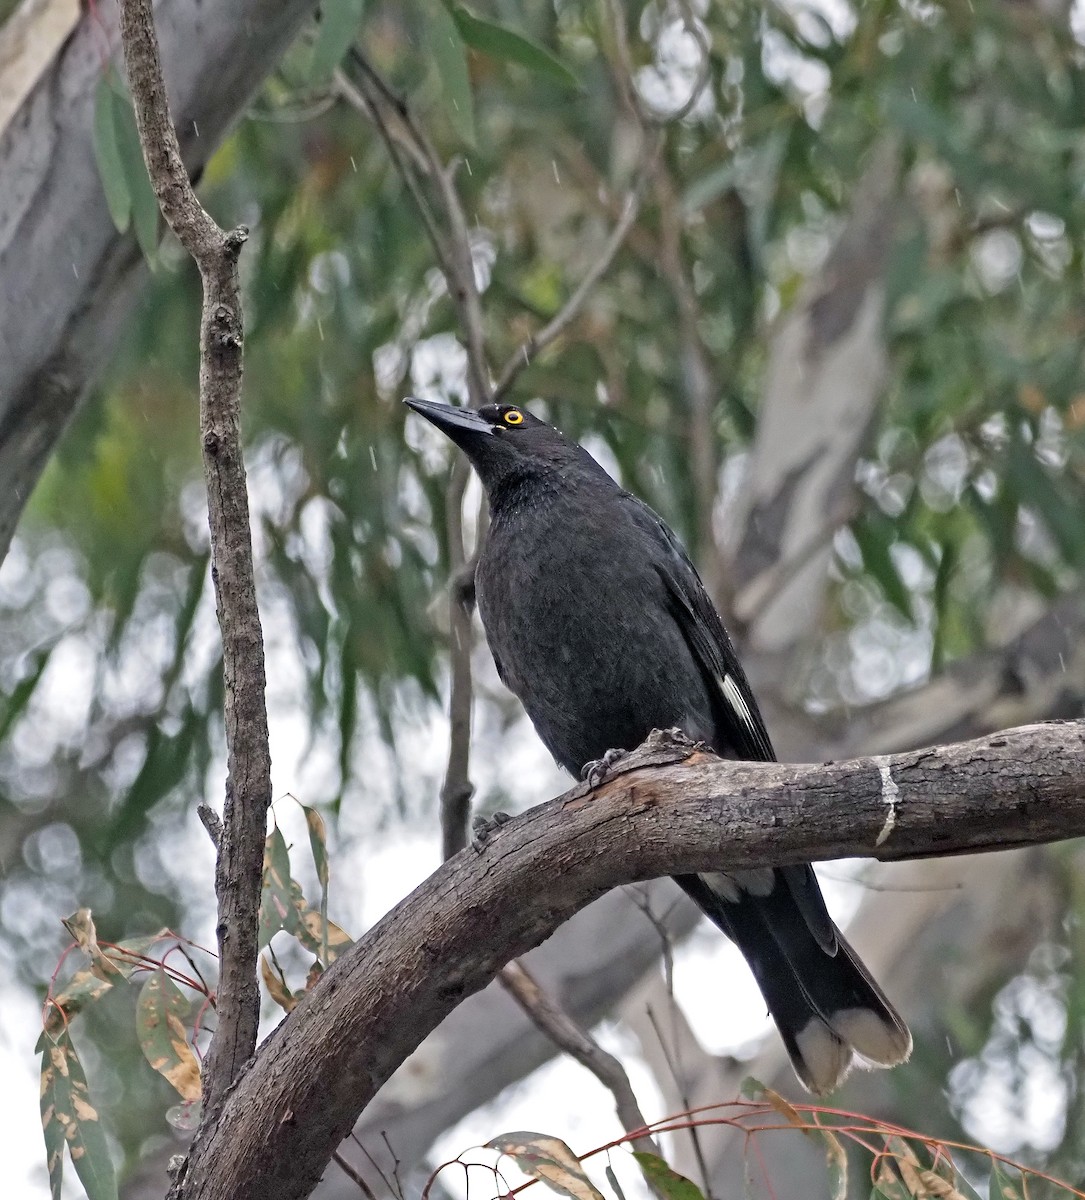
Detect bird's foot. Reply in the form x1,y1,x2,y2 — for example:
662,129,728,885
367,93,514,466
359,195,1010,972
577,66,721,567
580,747,628,788
471,810,511,852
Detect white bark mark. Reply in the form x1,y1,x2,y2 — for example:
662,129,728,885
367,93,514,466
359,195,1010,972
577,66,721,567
875,762,899,846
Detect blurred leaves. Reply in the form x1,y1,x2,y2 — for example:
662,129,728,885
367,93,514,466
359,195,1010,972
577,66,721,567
7,0,1085,1176
852,514,916,624
449,5,579,90
425,0,475,145
309,0,366,83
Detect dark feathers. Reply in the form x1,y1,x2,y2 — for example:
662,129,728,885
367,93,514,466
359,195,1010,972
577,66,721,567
406,398,911,1093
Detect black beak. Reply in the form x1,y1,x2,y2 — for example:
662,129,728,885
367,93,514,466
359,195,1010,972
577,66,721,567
403,397,494,437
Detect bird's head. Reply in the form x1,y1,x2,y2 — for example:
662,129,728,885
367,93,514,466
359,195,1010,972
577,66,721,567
404,397,589,494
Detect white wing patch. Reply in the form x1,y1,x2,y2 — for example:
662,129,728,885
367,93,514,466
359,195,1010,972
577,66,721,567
719,673,757,735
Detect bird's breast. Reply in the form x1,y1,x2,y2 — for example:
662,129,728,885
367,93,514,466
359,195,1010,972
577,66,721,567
475,498,716,773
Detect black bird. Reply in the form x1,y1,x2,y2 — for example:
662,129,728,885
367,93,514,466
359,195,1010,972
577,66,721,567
405,397,911,1094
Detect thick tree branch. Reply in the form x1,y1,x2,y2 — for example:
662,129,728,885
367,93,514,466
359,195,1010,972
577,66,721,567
317,588,1085,1199
119,0,271,1122
0,0,318,566
728,136,902,651
172,719,1085,1200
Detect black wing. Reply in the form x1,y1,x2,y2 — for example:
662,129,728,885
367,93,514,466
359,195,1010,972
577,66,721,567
624,493,775,760
623,493,836,953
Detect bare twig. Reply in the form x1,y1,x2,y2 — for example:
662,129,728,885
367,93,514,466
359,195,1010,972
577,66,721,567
350,1133,401,1199
338,51,491,859
644,1005,713,1199
654,168,720,595
499,961,660,1156
197,803,223,851
119,0,271,1125
331,1150,379,1200
668,0,712,124
817,868,965,893
627,887,713,1197
627,887,679,1002
492,0,692,401
603,0,711,127
334,70,455,285
342,50,490,407
596,0,721,595
732,498,860,630
601,0,641,122
380,1132,406,1200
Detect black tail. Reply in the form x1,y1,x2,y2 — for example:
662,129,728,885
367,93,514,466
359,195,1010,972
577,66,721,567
675,871,911,1095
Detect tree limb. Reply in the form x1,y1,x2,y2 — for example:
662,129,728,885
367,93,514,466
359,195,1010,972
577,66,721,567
308,582,1085,1200
498,961,660,1157
728,136,902,651
119,0,271,1121
171,718,1085,1200
0,0,319,567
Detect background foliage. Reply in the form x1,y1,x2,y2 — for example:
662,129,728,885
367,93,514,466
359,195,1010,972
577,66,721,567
4,0,1085,1193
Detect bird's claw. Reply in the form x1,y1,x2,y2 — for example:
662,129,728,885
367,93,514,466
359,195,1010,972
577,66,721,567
580,747,628,787
471,810,511,851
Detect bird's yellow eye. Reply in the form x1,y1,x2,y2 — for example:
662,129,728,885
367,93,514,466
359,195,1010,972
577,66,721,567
503,409,524,426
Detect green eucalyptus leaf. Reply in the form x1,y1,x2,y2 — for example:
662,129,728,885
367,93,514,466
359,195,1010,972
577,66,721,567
39,1029,118,1200
93,72,131,233
425,0,475,145
311,0,366,82
450,6,578,90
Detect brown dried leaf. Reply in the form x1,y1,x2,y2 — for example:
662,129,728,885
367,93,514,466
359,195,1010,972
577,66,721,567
758,1083,804,1129
135,968,200,1101
61,909,121,982
487,1131,604,1200
43,969,114,1038
260,953,297,1013
39,1027,117,1200
294,903,353,963
303,804,330,889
